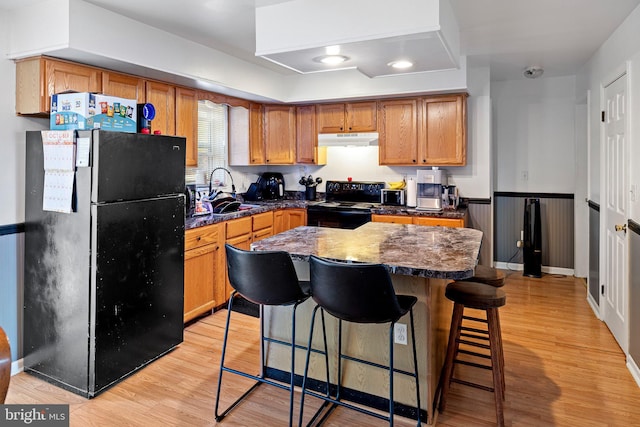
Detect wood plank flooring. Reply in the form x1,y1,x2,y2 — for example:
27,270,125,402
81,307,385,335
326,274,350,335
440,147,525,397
5,272,640,426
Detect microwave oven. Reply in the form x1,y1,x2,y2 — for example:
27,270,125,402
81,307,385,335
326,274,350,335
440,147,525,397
381,189,405,206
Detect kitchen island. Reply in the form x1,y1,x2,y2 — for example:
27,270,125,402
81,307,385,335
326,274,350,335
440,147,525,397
251,222,483,425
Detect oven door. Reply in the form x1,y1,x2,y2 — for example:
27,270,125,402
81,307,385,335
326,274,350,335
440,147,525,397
307,208,371,229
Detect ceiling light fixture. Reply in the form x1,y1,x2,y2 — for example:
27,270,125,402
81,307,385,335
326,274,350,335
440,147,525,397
388,60,414,69
523,66,544,79
313,55,350,65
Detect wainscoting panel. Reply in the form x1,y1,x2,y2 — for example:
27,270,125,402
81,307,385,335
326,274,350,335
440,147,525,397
0,231,24,361
588,201,600,306
467,199,492,266
629,220,640,368
494,193,575,269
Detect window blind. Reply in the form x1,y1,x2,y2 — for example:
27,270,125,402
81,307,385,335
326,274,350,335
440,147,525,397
185,100,228,187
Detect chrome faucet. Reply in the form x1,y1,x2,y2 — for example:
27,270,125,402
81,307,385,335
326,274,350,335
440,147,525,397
208,167,236,197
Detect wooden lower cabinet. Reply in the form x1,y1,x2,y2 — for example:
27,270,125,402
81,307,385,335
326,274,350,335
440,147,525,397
372,214,465,227
274,208,307,234
184,223,225,323
252,211,274,241
224,216,253,301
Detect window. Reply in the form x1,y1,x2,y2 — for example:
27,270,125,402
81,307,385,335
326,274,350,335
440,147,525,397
185,100,228,186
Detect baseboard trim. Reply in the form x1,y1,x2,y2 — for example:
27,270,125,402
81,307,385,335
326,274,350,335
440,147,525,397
493,262,575,277
627,355,640,388
11,358,24,376
586,294,602,320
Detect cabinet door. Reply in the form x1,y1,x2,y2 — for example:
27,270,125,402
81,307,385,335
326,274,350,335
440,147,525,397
296,105,318,164
225,233,252,300
371,214,413,224
378,98,420,165
346,101,377,132
286,209,307,229
145,81,176,136
184,244,216,322
249,103,266,164
274,210,285,234
317,103,346,133
102,71,145,103
264,105,296,164
16,57,102,114
176,87,198,166
421,94,467,166
46,59,102,102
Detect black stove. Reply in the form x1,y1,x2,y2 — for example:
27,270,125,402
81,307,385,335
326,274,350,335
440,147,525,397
307,180,384,229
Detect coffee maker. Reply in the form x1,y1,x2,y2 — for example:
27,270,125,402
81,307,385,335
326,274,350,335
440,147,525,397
258,172,285,199
416,169,446,211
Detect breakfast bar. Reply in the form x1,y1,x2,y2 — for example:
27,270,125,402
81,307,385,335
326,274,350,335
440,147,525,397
251,222,483,425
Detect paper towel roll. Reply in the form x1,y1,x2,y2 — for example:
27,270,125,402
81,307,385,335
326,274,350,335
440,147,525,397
406,177,417,207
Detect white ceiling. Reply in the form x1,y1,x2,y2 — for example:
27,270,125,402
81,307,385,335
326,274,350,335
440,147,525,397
1,0,639,81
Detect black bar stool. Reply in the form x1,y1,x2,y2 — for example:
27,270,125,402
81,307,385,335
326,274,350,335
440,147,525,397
438,280,507,427
299,255,422,427
215,244,311,427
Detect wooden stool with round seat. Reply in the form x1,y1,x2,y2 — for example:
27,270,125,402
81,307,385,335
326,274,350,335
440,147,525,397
471,265,506,287
438,281,507,427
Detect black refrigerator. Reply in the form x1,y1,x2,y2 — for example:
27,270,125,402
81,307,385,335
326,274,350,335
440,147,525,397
24,129,186,397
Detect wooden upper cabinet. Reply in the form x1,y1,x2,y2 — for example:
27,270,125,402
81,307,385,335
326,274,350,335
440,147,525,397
296,105,319,164
421,94,467,166
249,103,266,164
16,56,102,115
317,101,377,133
346,101,377,132
102,71,145,103
264,104,295,164
316,103,345,133
379,94,468,166
378,98,420,165
145,81,175,136
175,87,198,166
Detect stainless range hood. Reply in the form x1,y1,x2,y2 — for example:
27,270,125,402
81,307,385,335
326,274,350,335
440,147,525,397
317,132,379,147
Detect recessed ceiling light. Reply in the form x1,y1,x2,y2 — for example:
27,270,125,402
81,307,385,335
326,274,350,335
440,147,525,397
388,60,414,69
313,55,350,65
325,45,341,55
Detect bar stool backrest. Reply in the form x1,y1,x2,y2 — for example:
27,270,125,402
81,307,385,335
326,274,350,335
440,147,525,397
309,255,404,324
225,244,308,306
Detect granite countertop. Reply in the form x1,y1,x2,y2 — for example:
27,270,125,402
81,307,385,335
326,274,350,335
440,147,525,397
251,222,482,280
185,196,468,230
185,199,308,230
371,205,467,219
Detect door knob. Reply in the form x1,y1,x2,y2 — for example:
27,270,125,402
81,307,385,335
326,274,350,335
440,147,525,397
615,224,627,233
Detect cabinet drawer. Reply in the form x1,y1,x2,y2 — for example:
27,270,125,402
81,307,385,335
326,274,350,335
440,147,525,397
226,216,252,239
372,214,413,224
252,211,273,231
185,225,221,251
253,227,273,241
413,217,465,227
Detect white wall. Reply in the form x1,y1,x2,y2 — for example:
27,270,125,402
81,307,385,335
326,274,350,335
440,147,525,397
493,75,577,194
577,4,640,219
6,0,468,105
0,15,48,227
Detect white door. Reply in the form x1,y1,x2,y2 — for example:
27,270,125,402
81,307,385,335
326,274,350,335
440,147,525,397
603,73,628,352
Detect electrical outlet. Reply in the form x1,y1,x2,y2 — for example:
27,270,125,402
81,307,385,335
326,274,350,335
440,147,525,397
394,323,407,345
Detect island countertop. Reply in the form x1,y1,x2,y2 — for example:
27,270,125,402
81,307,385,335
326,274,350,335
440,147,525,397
251,222,483,280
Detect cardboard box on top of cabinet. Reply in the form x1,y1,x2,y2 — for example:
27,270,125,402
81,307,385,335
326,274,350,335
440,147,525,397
50,92,137,133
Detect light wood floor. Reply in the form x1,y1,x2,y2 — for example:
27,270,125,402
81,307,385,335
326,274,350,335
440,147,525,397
6,272,640,426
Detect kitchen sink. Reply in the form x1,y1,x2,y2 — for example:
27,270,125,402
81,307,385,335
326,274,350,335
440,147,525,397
209,203,261,217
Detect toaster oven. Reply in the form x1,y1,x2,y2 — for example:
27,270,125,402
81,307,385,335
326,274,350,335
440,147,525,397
381,189,405,206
